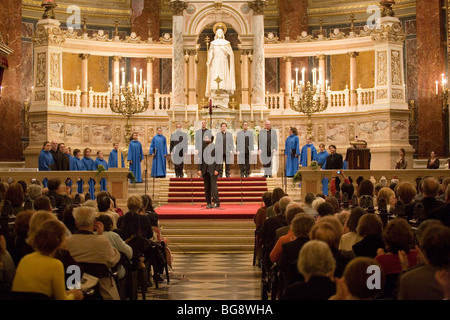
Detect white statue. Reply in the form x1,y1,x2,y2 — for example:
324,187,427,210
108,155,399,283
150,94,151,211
205,23,236,97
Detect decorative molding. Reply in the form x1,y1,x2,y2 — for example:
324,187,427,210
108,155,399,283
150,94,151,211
377,89,388,100
377,51,387,86
392,89,403,100
264,32,279,43
32,24,65,47
295,31,313,42
169,0,188,16
50,53,61,88
125,32,142,43
35,52,46,88
35,91,46,101
248,0,267,15
391,50,402,85
114,126,121,144
50,91,62,102
83,125,90,143
371,22,406,45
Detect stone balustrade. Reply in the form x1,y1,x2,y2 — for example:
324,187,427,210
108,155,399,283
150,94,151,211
265,92,284,110
154,91,172,111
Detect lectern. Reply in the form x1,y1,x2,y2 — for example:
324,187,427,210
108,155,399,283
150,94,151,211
346,147,371,169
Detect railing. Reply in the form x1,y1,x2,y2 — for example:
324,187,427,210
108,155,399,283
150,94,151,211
154,90,172,111
63,87,81,107
357,88,375,106
265,92,284,110
88,88,109,108
329,89,349,108
0,169,130,206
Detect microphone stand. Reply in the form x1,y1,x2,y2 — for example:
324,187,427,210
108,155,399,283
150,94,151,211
144,154,148,195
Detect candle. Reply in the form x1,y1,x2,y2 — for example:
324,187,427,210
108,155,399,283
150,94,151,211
133,68,137,86
295,68,299,86
301,68,305,85
291,80,294,96
121,68,125,87
109,82,112,99
313,68,317,86
144,81,147,96
140,69,143,87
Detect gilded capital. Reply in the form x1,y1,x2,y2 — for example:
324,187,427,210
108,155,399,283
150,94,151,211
146,57,155,63
316,54,326,61
32,24,66,47
283,56,292,63
79,54,90,60
248,0,267,15
169,0,188,16
112,56,122,62
348,52,359,58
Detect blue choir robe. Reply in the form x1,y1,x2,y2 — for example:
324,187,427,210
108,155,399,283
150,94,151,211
128,140,144,183
94,158,108,191
38,150,54,188
108,149,125,168
64,154,73,191
81,156,96,200
149,134,168,178
71,157,86,194
316,150,330,196
284,135,300,177
300,143,318,167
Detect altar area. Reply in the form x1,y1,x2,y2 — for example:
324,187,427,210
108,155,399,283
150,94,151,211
24,0,414,173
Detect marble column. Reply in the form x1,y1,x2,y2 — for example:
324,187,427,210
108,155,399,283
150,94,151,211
146,57,154,109
317,54,326,91
112,56,121,91
348,52,358,107
251,13,265,107
0,0,22,160
417,0,447,157
80,54,90,108
171,7,186,110
188,50,197,106
283,56,292,109
240,50,250,107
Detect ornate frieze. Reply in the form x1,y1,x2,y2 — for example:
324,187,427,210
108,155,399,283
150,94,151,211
371,22,406,45
32,24,65,47
35,52,46,88
50,53,61,88
391,50,402,85
377,51,387,86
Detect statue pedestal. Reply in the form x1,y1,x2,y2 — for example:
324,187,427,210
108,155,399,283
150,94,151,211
210,90,232,108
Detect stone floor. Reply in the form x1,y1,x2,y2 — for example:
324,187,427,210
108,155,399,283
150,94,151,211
142,253,262,300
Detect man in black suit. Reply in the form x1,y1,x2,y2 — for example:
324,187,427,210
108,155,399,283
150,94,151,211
324,144,343,170
198,134,220,209
57,143,70,171
170,123,188,178
215,122,234,178
237,121,254,177
258,120,278,178
194,119,211,166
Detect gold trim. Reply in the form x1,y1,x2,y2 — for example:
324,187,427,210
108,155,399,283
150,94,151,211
308,0,413,14
22,0,130,15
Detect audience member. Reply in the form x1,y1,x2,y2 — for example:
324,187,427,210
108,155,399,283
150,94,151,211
325,196,341,214
0,234,16,298
316,202,335,220
27,184,42,202
420,177,445,217
439,177,450,201
274,197,294,239
311,197,325,213
6,210,34,267
266,188,286,218
254,192,271,265
336,210,350,230
270,203,303,263
429,184,450,226
398,223,449,300
339,207,366,251
96,194,119,231
33,195,52,212
282,240,336,300
4,183,25,216
357,180,374,199
67,206,121,300
302,192,317,218
329,257,385,300
62,204,79,234
352,213,384,258
309,216,353,278
395,181,417,220
43,178,64,213
377,187,397,214
375,218,418,299
12,220,83,300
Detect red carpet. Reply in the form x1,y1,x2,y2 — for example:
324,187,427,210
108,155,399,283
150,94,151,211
156,203,261,219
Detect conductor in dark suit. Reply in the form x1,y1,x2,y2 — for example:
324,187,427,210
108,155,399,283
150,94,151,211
170,123,188,178
198,134,220,209
215,122,235,177
236,121,254,177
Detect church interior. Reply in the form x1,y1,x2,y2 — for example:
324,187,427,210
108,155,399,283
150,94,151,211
0,0,449,303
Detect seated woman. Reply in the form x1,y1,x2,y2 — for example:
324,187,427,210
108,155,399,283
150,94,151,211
395,182,417,220
375,218,418,299
426,151,440,169
11,220,84,300
377,187,397,214
352,213,385,258
282,240,336,300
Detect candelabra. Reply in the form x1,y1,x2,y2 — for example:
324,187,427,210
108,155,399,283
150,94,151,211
109,82,149,145
289,81,328,139
436,73,449,114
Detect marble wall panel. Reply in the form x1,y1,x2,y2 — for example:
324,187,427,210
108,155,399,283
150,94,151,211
357,121,373,141
65,123,82,144
160,58,172,94
21,22,34,38
356,51,375,89
373,120,390,141
327,123,347,142
91,125,112,144
330,54,350,91
48,122,65,141
21,41,33,104
30,122,47,143
391,120,408,140
88,55,109,92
